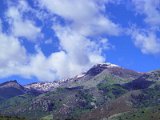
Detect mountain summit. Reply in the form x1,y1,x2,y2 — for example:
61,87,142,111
0,63,160,120
25,63,141,92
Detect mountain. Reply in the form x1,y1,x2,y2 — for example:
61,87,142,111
80,70,160,120
124,70,160,90
0,63,159,120
59,63,142,89
0,80,27,100
0,80,41,101
24,63,141,92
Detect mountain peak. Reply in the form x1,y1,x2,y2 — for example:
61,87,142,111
0,80,23,89
0,80,17,85
0,80,27,99
94,62,120,68
86,62,120,76
8,80,18,83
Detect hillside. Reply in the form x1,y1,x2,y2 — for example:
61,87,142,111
0,63,159,120
0,80,27,100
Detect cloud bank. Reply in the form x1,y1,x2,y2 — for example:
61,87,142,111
0,0,160,81
0,0,119,81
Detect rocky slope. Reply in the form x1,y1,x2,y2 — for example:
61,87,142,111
0,63,159,120
24,63,141,92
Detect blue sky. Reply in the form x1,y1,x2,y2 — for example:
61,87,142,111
0,0,160,85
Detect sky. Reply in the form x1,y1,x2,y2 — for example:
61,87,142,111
0,0,160,85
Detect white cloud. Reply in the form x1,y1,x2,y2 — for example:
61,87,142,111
131,29,160,55
0,32,27,77
0,25,107,81
6,1,42,41
0,19,2,32
130,0,160,55
40,0,121,36
49,25,106,79
132,0,160,27
17,51,58,81
2,0,159,82
28,0,118,80
0,0,119,81
0,34,56,81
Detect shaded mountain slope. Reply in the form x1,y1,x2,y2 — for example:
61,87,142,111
80,82,160,120
0,80,27,99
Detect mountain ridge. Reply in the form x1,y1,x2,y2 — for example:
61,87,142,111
25,63,142,92
0,63,160,120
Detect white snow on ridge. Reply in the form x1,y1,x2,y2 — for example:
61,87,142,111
25,63,120,92
75,73,86,79
25,82,60,92
95,62,120,68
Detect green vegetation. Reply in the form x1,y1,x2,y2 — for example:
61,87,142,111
132,85,160,108
41,114,53,120
0,69,160,120
0,97,4,102
0,115,26,120
97,83,127,100
0,87,96,120
78,90,94,108
67,90,95,118
110,106,160,120
0,94,35,113
103,75,129,84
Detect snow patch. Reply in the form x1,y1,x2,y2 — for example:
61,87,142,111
95,62,120,68
25,82,60,92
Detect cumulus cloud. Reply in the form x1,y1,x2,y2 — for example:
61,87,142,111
0,0,120,81
0,33,27,77
0,19,1,28
132,0,160,28
21,0,119,80
6,1,42,41
1,0,159,81
130,0,160,55
34,0,120,80
40,0,121,36
2,0,160,81
131,29,160,55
